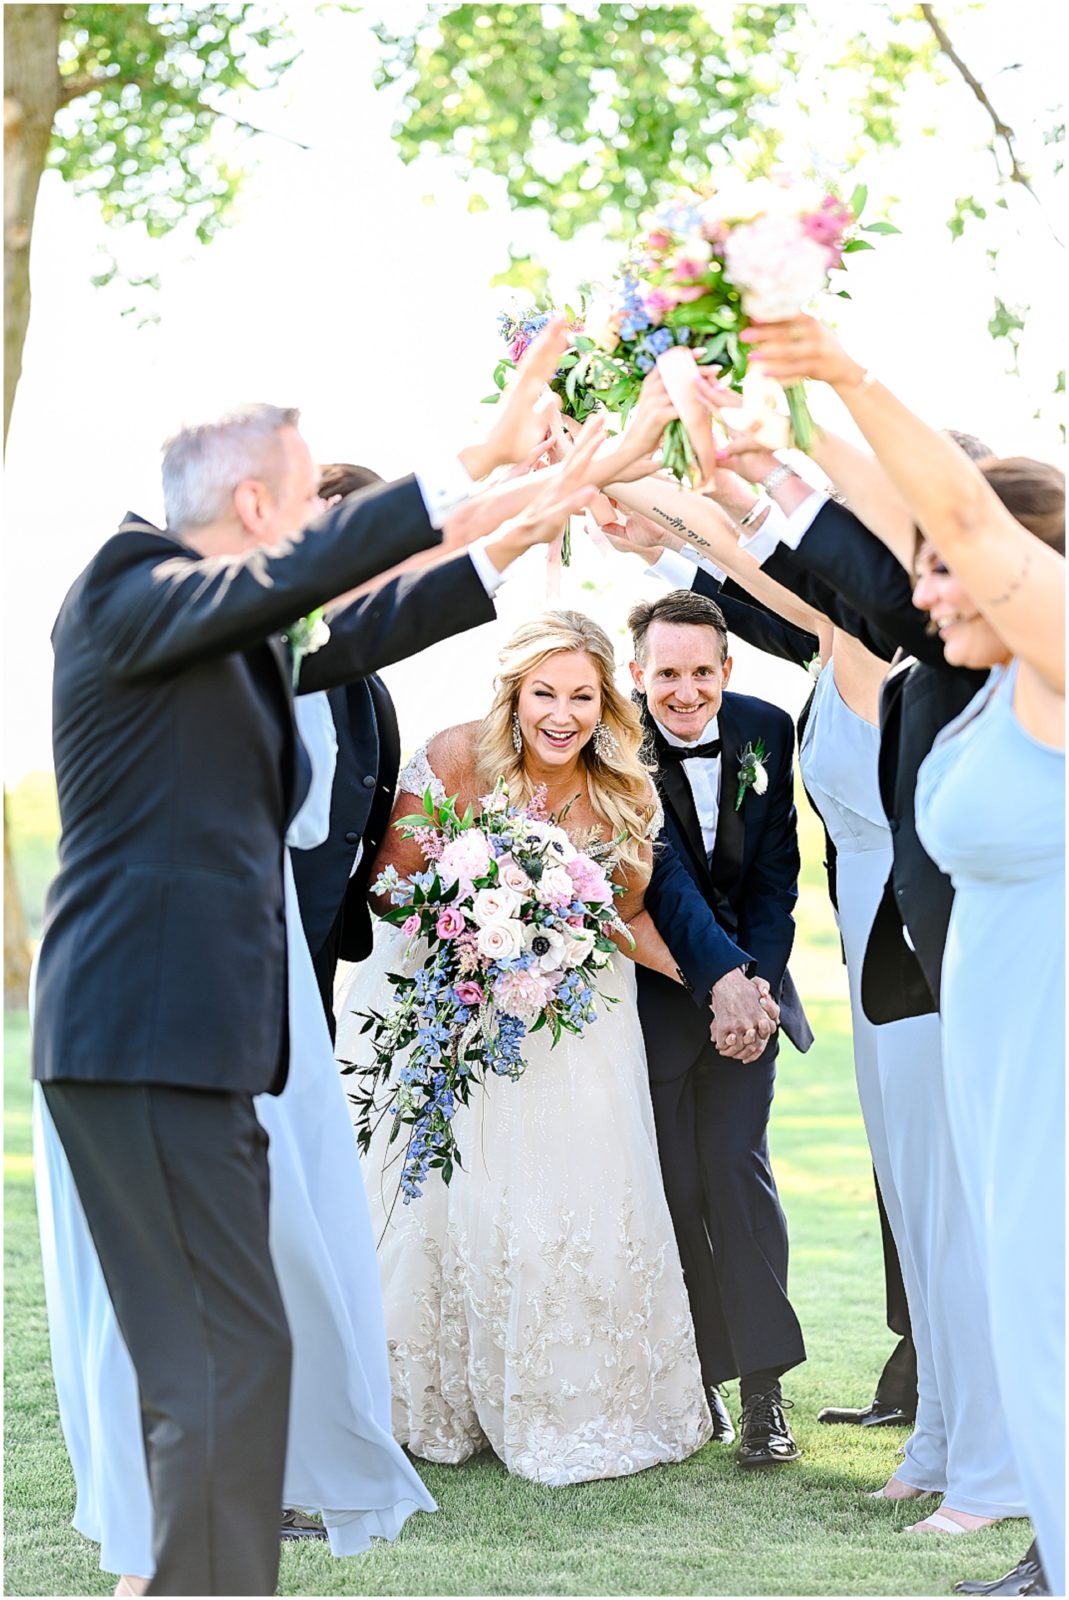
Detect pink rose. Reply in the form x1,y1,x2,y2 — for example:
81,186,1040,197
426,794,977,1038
401,914,421,937
436,908,466,939
671,257,705,282
643,288,675,323
454,980,484,1008
646,229,672,253
510,335,529,362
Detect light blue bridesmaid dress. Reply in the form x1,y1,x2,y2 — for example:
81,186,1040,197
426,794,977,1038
32,692,436,1578
917,660,1065,1585
801,656,1024,1518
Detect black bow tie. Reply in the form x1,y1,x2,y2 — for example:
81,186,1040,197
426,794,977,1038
655,735,722,764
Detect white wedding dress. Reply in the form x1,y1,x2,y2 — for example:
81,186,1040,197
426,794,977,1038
32,693,435,1577
334,745,712,1486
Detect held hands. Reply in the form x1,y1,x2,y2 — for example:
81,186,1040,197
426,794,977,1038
741,315,865,389
482,415,607,570
709,966,778,1063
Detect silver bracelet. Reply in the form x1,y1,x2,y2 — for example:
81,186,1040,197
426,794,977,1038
736,498,767,529
760,463,796,496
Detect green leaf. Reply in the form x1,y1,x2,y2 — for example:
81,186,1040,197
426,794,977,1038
842,238,875,253
849,183,868,221
861,220,900,235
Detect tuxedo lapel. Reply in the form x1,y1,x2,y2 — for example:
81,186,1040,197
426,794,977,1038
710,699,746,911
263,632,303,824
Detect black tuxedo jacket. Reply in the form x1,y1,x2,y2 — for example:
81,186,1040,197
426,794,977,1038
290,553,495,965
641,690,813,1080
33,478,443,1095
691,564,839,912
757,499,988,1018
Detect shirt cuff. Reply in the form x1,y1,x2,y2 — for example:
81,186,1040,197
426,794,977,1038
646,547,699,588
415,456,476,531
467,537,507,598
779,490,829,549
736,499,791,565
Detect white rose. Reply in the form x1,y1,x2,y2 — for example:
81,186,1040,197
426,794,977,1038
497,858,533,897
308,617,331,652
523,923,567,972
682,232,714,263
561,926,597,968
471,885,522,927
725,219,830,321
476,920,525,962
752,761,769,796
535,864,575,907
584,298,621,353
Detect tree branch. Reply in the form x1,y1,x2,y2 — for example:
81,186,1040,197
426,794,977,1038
919,4,1036,198
59,76,309,150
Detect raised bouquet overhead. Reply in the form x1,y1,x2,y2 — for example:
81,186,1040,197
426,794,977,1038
341,781,630,1203
565,173,894,474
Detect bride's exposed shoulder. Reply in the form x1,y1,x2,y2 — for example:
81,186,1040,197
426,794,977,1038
411,721,483,797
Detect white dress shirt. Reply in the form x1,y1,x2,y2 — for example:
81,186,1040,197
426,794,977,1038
651,712,722,861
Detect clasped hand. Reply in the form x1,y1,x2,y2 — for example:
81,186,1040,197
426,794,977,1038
709,967,779,1063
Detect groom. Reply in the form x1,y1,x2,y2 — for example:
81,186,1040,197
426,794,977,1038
629,588,811,1468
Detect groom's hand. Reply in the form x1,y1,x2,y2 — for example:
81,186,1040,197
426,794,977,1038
709,967,775,1062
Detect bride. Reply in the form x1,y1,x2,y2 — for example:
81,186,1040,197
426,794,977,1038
334,610,713,1485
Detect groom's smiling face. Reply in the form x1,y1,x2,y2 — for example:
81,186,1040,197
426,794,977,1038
630,621,732,743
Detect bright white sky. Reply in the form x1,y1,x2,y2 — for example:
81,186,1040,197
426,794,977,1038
4,0,1065,781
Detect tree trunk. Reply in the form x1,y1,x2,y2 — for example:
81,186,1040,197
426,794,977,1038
4,793,33,1010
4,2,62,448
5,5,62,1005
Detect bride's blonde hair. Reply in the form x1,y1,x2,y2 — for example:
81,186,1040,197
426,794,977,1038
474,610,656,877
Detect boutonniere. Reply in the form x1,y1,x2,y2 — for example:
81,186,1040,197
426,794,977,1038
804,654,823,682
282,607,331,688
735,739,769,811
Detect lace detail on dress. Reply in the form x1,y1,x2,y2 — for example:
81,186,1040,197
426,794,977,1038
397,744,447,807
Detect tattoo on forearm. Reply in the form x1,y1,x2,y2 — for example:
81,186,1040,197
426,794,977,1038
985,548,1032,606
651,505,713,551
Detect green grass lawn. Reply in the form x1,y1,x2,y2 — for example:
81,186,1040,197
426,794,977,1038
2,805,1028,1593
3,992,1028,1597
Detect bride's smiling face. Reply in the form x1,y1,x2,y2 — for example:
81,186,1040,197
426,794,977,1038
515,650,602,766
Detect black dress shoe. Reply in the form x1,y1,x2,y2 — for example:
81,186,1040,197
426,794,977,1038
280,1509,328,1541
706,1386,736,1444
953,1554,1044,1596
736,1391,800,1469
816,1398,914,1427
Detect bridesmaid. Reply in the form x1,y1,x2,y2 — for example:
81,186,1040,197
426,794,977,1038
32,691,436,1592
745,309,1065,1592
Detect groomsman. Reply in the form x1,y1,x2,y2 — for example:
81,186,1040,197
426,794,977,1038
31,325,594,1594
628,588,812,1468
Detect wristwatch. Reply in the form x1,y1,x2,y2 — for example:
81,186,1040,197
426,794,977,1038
760,463,796,496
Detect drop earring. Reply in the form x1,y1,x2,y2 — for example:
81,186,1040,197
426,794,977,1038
512,711,523,754
592,719,618,760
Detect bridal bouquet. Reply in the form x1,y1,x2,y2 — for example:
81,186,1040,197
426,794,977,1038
581,176,892,464
341,782,627,1203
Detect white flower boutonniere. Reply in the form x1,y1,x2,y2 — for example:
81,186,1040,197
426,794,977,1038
283,607,331,688
735,738,769,811
804,654,823,682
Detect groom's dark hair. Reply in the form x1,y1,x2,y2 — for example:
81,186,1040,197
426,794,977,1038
628,590,730,666
318,462,384,499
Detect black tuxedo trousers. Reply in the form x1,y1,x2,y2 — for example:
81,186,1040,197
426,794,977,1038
639,973,805,1387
